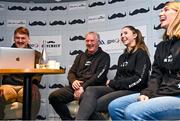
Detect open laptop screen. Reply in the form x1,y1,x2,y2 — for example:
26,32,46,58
0,47,35,69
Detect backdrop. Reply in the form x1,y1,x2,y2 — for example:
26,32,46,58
0,0,168,120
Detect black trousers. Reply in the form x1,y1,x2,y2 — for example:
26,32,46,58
48,86,75,120
75,86,137,120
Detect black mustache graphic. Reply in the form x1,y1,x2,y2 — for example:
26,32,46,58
0,37,4,42
29,21,46,26
70,50,83,55
153,3,165,10
0,21,4,26
37,83,46,89
109,64,118,70
108,0,125,4
47,41,55,44
49,20,66,26
70,36,85,41
154,24,162,30
50,6,67,11
108,12,126,20
29,6,47,11
88,1,106,8
49,84,64,89
129,7,150,16
36,115,46,120
69,19,85,25
8,6,26,11
100,40,105,45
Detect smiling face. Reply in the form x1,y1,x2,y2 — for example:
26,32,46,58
14,33,29,48
14,27,30,48
85,32,99,55
120,27,137,49
159,6,178,29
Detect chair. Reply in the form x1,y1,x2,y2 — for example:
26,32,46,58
0,78,40,120
0,83,23,119
4,102,22,119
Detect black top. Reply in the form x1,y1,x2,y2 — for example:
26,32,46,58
109,48,151,91
68,47,110,89
141,37,180,98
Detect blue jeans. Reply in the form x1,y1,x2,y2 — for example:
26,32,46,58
108,93,180,120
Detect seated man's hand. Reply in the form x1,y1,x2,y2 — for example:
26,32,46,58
73,86,84,100
138,95,149,101
106,80,110,87
72,80,83,90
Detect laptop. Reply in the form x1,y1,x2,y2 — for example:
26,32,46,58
0,47,35,69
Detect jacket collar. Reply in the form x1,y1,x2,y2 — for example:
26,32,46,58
11,43,32,49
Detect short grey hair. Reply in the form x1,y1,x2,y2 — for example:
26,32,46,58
85,31,100,41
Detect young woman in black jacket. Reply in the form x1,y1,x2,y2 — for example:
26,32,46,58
108,1,180,120
75,25,151,120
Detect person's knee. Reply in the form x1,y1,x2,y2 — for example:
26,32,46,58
86,86,95,92
85,86,97,96
108,101,117,114
1,85,17,102
48,92,56,104
125,106,141,120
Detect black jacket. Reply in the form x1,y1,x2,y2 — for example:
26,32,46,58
68,47,110,89
2,44,41,85
141,37,180,98
109,48,151,91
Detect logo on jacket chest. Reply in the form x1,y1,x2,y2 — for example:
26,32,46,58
120,61,128,67
164,54,173,63
85,61,92,66
178,83,180,88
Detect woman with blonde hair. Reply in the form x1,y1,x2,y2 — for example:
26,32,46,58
108,1,180,120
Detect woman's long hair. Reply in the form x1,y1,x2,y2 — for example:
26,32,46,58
163,2,180,39
123,25,149,54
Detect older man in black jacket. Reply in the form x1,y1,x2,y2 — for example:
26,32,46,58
49,31,110,120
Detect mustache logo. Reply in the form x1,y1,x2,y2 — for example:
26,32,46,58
36,115,46,120
153,3,165,10
154,24,162,30
49,20,66,26
8,6,26,11
47,41,55,44
29,21,46,26
69,19,85,25
70,50,83,55
50,6,67,11
70,36,85,41
37,83,46,89
0,21,4,26
49,84,64,89
29,6,47,11
108,12,126,20
0,37,4,42
109,64,118,70
100,40,105,45
129,7,150,16
108,0,125,4
88,1,106,8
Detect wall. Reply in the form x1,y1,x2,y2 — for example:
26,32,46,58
0,0,168,120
